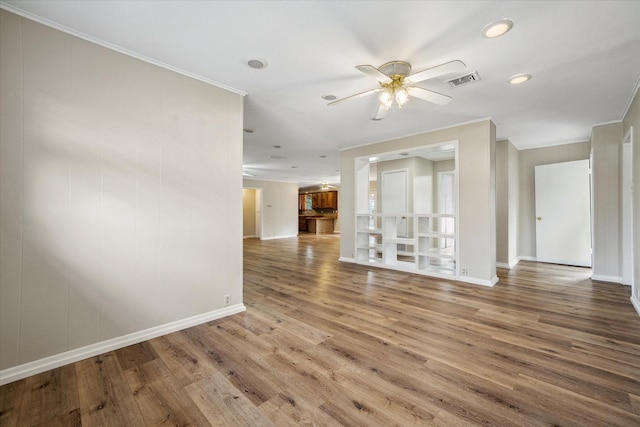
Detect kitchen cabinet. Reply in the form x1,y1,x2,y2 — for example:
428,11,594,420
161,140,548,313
306,190,337,209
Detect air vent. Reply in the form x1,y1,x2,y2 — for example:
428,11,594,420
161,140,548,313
448,71,481,87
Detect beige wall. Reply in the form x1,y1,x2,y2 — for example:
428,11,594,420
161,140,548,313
507,142,520,266
591,122,623,280
622,86,640,304
0,10,244,371
243,188,256,237
341,120,497,285
517,141,591,259
243,179,299,239
496,140,520,267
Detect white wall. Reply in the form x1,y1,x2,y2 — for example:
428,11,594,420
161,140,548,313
591,122,623,281
341,120,497,286
0,10,244,374
242,179,299,239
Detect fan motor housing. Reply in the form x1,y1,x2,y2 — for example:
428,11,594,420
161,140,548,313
378,61,412,78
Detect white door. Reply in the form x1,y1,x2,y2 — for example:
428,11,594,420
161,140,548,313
381,170,408,236
535,160,591,267
438,171,455,249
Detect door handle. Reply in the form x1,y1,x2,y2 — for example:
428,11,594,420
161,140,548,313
537,217,542,221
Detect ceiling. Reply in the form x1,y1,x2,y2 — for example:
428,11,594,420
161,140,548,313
3,1,640,188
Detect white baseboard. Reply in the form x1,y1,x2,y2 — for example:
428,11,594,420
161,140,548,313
260,234,298,241
243,235,257,239
338,257,356,263
631,295,640,317
591,274,622,284
459,275,499,287
0,303,246,386
496,258,519,269
518,255,537,262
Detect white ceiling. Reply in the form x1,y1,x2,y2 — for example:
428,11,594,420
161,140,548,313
4,1,640,187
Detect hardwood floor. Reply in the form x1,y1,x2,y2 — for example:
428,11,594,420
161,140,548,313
2,233,640,426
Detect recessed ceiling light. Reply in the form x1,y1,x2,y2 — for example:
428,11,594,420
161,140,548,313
273,145,281,148
508,74,531,85
319,155,327,158
322,94,337,101
247,58,267,69
399,152,410,156
243,128,254,133
270,155,283,160
482,19,514,38
291,166,297,169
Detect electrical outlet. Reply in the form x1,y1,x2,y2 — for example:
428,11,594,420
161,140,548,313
224,294,231,306
461,267,468,275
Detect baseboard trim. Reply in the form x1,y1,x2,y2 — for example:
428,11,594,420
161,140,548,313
338,257,356,263
518,255,537,262
0,303,246,386
631,295,640,317
496,259,519,270
458,275,498,287
591,274,623,284
260,234,298,241
243,235,257,239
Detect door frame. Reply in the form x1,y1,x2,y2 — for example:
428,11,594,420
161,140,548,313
622,126,634,287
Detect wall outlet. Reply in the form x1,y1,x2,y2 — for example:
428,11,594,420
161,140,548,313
461,267,468,275
224,294,231,306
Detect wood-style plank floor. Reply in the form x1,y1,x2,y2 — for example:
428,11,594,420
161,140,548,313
2,233,640,426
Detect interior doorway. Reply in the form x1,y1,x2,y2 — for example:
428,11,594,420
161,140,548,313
534,159,592,267
621,127,634,288
242,188,263,239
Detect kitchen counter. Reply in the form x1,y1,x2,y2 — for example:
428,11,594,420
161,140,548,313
305,217,335,234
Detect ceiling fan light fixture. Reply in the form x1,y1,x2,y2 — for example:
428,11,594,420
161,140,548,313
482,19,514,38
379,88,393,109
395,87,409,108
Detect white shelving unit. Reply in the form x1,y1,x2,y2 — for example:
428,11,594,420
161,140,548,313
355,213,457,278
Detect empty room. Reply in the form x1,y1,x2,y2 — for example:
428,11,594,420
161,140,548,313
1,1,640,425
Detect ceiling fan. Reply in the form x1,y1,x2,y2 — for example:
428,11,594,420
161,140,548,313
328,60,466,120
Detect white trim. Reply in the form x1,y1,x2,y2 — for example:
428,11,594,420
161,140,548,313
591,274,623,284
459,275,499,287
0,304,246,386
339,257,357,263
516,139,590,151
631,295,640,317
497,258,519,270
0,2,246,96
518,255,537,262
260,234,298,241
243,235,257,239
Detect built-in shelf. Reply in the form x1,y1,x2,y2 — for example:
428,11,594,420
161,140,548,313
355,213,457,278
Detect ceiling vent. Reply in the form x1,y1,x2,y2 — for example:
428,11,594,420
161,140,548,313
448,71,481,87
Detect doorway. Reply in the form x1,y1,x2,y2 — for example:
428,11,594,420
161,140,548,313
381,169,408,236
621,127,634,288
534,159,592,267
242,188,262,239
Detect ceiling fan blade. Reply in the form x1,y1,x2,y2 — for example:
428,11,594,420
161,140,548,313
405,60,466,84
407,86,452,105
372,103,388,121
328,88,381,106
355,65,392,83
